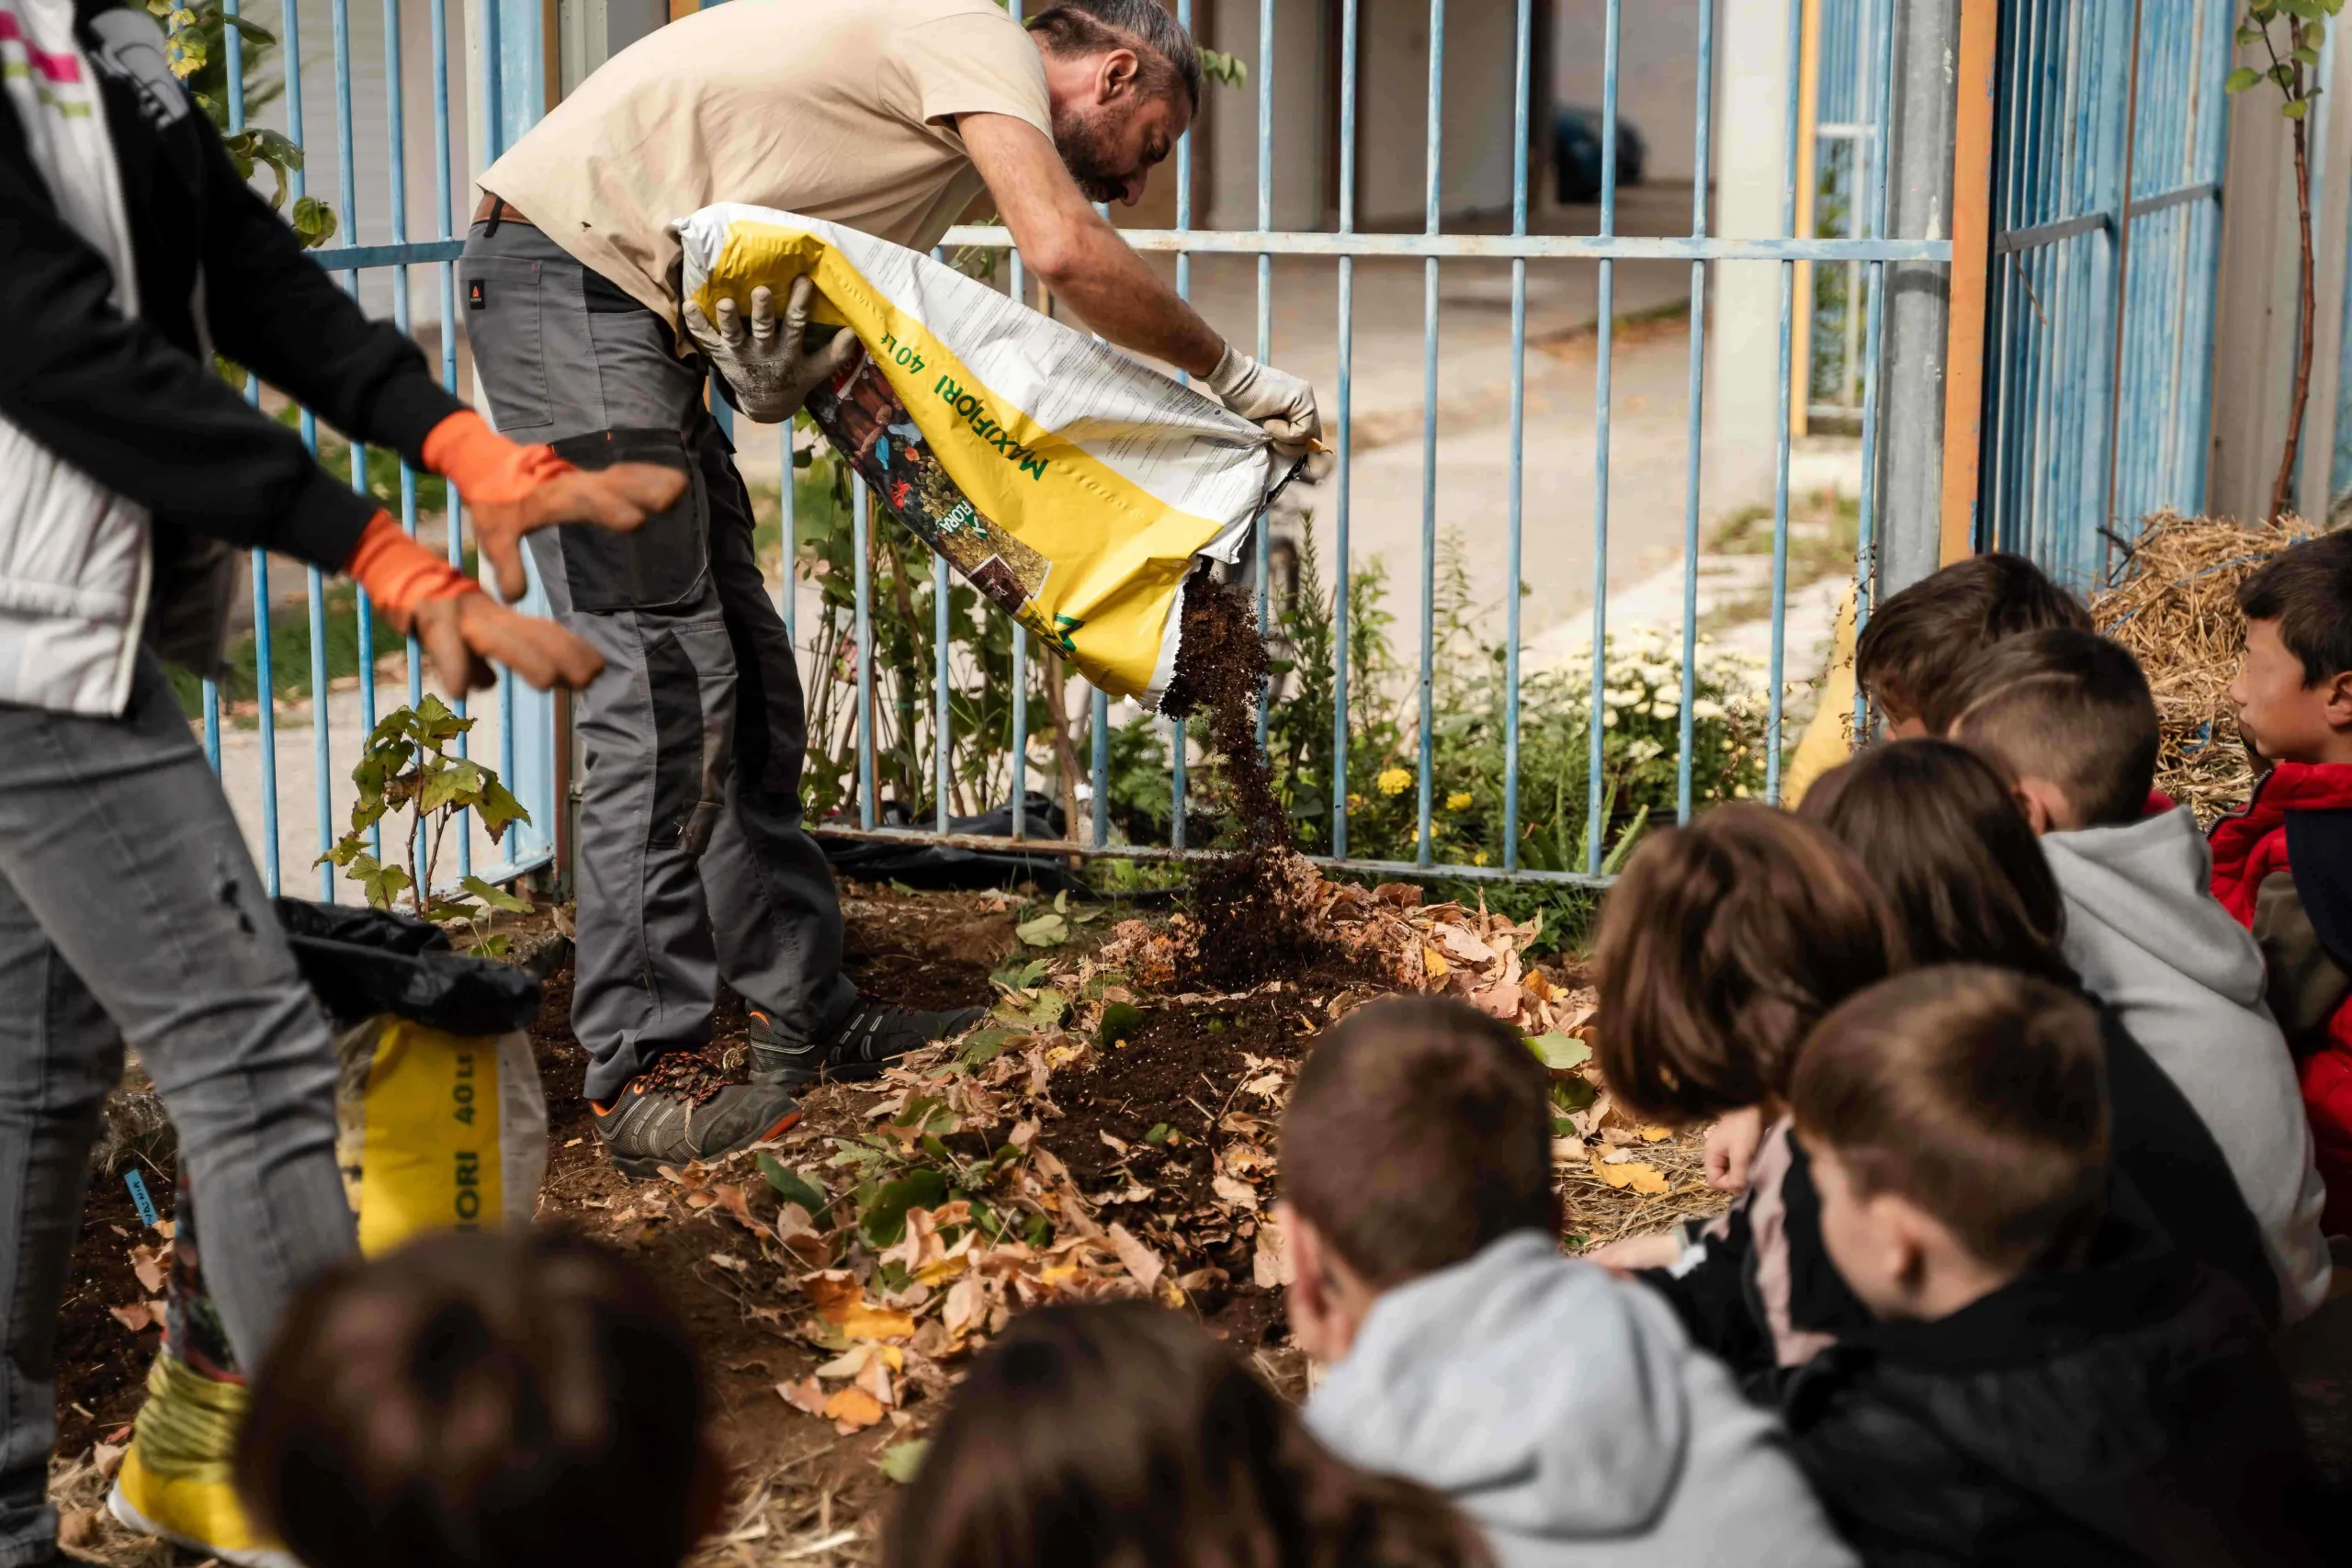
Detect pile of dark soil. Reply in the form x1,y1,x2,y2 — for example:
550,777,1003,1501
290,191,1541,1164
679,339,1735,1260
1159,574,1330,991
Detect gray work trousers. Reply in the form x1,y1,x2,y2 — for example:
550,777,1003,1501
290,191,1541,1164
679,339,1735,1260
458,220,854,1102
0,653,355,1564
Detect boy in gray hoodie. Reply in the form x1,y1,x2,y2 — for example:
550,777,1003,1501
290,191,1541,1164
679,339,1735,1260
1276,995,1855,1568
1949,626,2332,1320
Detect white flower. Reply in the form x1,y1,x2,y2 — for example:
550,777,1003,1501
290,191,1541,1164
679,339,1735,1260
1692,698,1724,720
1602,708,1619,728
1625,738,1664,764
1602,686,1640,708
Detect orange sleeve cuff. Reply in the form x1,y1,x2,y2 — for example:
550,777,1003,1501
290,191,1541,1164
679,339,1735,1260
421,410,571,506
346,512,478,626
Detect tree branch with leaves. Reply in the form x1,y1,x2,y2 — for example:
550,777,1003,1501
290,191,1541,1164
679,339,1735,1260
321,700,537,956
2229,0,2342,522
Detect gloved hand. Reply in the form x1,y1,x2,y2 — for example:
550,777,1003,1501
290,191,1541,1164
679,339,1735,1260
1204,344,1323,459
345,513,605,693
420,411,684,601
681,276,865,424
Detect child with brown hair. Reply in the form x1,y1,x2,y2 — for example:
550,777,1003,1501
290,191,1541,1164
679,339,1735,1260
1781,964,2324,1566
1799,739,2278,1325
235,1230,720,1568
1852,551,2092,738
2211,528,2352,1238
1584,804,1902,1371
886,1299,1490,1568
1274,994,1850,1568
1948,626,2330,1317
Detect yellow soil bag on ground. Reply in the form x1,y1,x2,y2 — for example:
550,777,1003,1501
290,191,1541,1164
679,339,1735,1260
674,204,1274,707
110,911,548,1567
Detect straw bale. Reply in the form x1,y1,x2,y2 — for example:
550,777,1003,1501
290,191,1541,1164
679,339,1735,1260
2089,512,2320,824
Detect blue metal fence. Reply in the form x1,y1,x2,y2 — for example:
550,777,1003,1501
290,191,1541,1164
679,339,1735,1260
1979,0,2232,583
210,0,553,902
243,0,1941,897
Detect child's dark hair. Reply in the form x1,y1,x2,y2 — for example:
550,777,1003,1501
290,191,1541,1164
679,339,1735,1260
1947,627,2160,827
885,1301,1489,1568
1853,552,2091,729
1282,996,1556,1290
1592,803,1904,1122
1792,964,2109,1273
2237,529,2352,686
1799,739,2075,987
235,1230,711,1568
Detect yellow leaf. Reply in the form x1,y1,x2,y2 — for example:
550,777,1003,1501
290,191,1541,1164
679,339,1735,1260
1639,1125,1672,1143
823,1385,887,1431
1589,1156,1670,1195
844,1303,917,1341
1422,945,1451,980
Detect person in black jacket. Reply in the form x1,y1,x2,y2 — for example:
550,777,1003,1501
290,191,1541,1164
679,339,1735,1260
1780,964,2324,1566
0,3,678,1563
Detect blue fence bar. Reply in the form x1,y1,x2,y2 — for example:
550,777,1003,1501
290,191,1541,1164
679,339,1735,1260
1983,0,2228,581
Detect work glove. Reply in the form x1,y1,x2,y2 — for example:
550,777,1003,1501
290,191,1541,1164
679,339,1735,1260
681,276,865,424
420,411,684,601
345,513,606,694
1204,344,1324,460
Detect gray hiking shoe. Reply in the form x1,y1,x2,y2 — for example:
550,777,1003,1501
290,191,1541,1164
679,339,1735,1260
748,998,986,1091
591,1077,803,1180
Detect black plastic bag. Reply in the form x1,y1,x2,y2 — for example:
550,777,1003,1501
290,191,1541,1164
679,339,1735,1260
274,899,542,1036
820,794,1089,892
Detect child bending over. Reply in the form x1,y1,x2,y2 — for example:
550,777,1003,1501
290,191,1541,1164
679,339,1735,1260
886,1299,1489,1568
1585,805,1901,1373
2211,528,2352,1237
1781,964,2324,1567
1853,551,2091,739
1800,740,2277,1325
1277,994,1851,1568
235,1231,719,1568
1948,626,2329,1316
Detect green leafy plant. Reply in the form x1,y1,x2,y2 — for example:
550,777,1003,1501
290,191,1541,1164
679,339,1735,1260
319,698,535,953
149,0,336,248
2228,0,2343,519
1197,47,1248,89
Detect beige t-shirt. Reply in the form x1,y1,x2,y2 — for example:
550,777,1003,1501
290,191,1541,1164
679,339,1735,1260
481,0,1050,341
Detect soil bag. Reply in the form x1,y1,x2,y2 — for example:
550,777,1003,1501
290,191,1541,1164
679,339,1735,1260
673,204,1273,707
108,904,548,1567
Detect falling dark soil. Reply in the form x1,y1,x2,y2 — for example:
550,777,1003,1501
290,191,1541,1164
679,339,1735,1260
1159,573,1332,992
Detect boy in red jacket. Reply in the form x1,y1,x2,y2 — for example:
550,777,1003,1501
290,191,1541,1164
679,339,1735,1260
2211,529,2352,1236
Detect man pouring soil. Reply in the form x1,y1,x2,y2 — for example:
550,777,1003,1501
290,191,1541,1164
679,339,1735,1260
464,0,1322,1178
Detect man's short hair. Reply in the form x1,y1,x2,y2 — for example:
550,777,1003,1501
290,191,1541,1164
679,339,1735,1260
1281,996,1556,1290
2237,529,2352,686
236,1230,707,1568
1854,552,2091,729
1592,803,1903,1123
1946,627,2159,828
1027,0,1203,111
1792,964,2109,1274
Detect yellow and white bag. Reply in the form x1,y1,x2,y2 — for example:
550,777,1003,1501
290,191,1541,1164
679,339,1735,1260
674,204,1273,706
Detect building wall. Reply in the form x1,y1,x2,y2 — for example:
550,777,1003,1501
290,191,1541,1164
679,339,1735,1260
1553,0,1705,182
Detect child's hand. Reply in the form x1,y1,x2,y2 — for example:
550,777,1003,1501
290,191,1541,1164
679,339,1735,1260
1705,1105,1767,1192
1584,1232,1684,1274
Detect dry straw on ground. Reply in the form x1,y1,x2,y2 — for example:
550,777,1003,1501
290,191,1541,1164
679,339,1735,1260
2090,512,2321,824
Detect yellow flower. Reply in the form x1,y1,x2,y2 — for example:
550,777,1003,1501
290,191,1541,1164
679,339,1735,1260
1472,850,1489,866
1445,791,1474,812
1346,793,1364,811
1377,767,1413,796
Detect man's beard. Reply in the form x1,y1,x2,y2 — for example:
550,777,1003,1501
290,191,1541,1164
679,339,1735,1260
1052,102,1128,204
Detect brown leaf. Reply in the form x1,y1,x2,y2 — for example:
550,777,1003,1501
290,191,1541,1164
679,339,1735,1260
824,1384,887,1433
1106,1223,1165,1292
1212,1173,1261,1212
1252,1214,1294,1289
777,1378,829,1416
57,1508,99,1550
711,1183,764,1235
854,1352,896,1408
128,1242,171,1295
942,1275,987,1339
108,1301,163,1333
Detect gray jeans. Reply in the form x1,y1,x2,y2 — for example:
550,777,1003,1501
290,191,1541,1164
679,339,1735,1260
458,220,854,1101
0,652,354,1564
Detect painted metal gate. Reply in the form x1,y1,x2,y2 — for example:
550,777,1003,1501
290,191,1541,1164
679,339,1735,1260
229,0,1938,898
1976,0,2233,584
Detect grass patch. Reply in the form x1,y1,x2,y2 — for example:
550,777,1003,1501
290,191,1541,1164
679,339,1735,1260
1699,487,1861,634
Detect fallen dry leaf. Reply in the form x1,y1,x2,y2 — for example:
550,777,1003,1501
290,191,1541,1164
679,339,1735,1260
128,1243,170,1295
107,1301,164,1333
1589,1155,1670,1195
1639,1125,1673,1143
823,1384,887,1433
776,1378,829,1416
1212,1172,1261,1211
1252,1213,1294,1289
1106,1223,1166,1292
